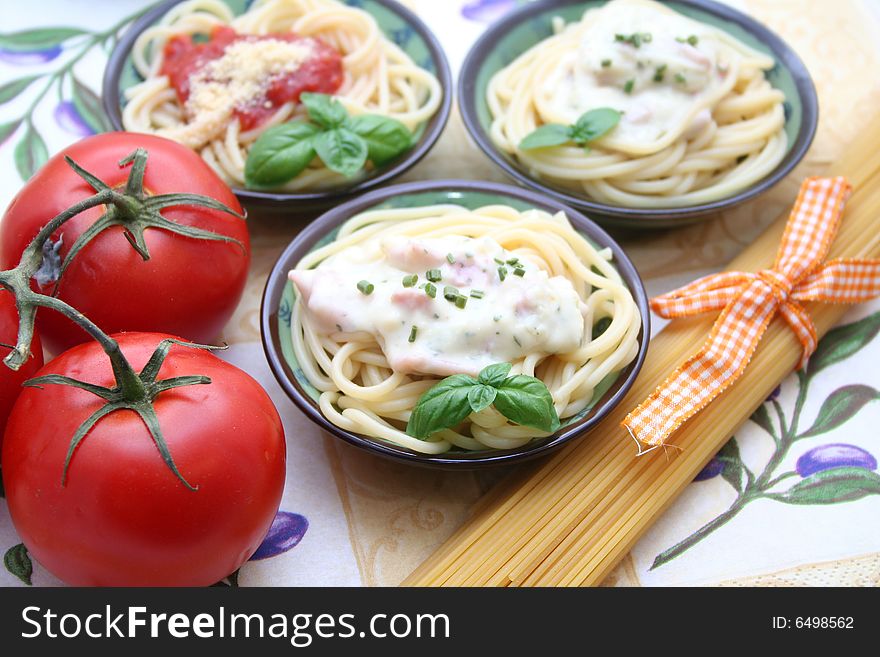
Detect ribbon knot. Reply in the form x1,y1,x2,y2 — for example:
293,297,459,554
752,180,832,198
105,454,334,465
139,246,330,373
756,268,792,303
623,176,880,447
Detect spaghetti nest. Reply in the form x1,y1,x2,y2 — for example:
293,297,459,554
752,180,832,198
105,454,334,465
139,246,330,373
290,204,642,454
487,0,787,208
123,0,442,190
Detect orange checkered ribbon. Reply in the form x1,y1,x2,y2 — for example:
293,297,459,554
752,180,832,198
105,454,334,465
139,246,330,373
623,176,880,447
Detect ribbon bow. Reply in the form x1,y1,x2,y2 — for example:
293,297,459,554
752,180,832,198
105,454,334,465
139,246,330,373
623,176,880,447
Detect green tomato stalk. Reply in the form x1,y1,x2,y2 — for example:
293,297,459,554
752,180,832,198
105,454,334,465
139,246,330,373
0,149,246,490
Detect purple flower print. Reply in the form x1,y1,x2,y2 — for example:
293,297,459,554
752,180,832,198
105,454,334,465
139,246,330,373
796,444,877,477
461,0,518,24
54,100,95,136
0,46,62,65
694,457,724,481
250,511,309,560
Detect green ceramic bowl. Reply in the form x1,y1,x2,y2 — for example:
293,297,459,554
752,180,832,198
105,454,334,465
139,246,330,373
103,0,452,210
261,180,650,468
458,0,818,229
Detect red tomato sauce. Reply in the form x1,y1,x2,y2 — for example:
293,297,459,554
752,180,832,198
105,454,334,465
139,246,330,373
160,26,344,131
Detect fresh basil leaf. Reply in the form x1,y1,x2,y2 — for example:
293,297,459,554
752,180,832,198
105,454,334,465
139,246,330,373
468,384,497,413
349,114,412,166
478,362,512,387
518,123,572,150
407,374,478,439
245,121,319,188
313,128,368,178
569,108,621,144
300,92,348,129
493,375,560,433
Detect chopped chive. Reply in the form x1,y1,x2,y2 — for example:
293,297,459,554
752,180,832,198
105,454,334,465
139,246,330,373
601,58,612,68
494,257,506,265
615,32,650,48
408,325,418,343
653,64,667,83
513,267,525,277
446,253,456,264
513,335,522,347
443,285,459,301
498,266,508,281
357,280,374,295
623,79,635,94
426,268,442,282
402,274,418,287
470,289,485,299
454,295,467,309
424,282,437,298
674,72,686,84
506,256,519,265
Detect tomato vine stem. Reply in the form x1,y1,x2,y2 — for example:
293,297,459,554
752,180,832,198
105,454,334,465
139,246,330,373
0,149,245,489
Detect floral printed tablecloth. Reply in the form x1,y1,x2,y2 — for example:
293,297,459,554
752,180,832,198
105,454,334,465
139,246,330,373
1,0,879,587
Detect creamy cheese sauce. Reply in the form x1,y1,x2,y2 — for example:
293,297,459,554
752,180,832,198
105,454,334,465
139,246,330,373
546,0,732,149
290,235,586,377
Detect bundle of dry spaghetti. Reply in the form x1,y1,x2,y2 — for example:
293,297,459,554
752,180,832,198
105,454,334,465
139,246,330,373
402,115,880,587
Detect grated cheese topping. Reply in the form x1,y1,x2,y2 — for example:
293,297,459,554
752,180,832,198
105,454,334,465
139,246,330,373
162,38,314,149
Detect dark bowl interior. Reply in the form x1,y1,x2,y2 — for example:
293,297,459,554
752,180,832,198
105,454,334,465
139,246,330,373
458,0,819,229
102,0,453,211
260,179,651,468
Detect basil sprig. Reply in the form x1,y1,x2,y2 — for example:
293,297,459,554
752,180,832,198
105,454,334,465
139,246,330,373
406,362,561,439
519,107,621,152
244,93,413,189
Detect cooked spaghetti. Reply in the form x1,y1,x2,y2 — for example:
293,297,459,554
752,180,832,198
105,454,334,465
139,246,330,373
122,0,442,190
487,0,787,208
288,204,641,454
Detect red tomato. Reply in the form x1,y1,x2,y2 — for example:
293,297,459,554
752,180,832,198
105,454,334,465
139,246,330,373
161,25,344,130
0,133,250,355
2,332,285,586
0,289,43,441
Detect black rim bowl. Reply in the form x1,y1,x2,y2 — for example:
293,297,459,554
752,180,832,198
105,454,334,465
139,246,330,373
261,180,651,468
457,0,819,230
102,0,453,211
